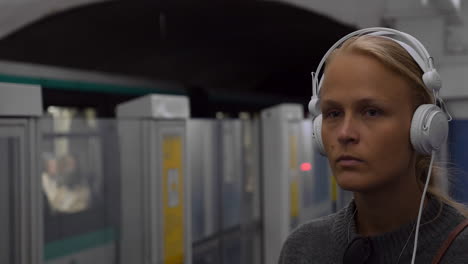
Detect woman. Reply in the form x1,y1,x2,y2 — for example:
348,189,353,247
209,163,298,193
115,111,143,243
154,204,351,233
279,29,468,263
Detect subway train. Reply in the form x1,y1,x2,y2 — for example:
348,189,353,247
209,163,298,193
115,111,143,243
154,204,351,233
0,62,466,264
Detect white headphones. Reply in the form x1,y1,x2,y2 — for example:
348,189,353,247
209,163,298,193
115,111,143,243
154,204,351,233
308,27,451,156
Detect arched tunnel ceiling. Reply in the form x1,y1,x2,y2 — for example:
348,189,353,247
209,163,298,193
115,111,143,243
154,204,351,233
0,0,356,100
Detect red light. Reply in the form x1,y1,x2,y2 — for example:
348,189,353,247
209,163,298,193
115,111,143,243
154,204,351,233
300,162,312,171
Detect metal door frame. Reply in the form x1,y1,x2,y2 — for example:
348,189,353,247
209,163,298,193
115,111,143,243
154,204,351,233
0,119,42,264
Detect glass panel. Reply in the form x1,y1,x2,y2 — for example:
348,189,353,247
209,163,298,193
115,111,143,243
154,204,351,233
221,121,242,229
0,137,19,264
41,117,119,264
188,120,221,243
41,124,102,214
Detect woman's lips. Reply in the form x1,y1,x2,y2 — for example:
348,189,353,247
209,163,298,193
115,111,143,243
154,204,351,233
336,155,364,167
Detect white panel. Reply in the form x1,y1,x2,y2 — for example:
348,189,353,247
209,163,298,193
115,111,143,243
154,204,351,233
0,120,41,264
0,82,42,116
0,138,13,264
150,121,162,264
261,104,303,264
117,119,146,264
116,94,190,119
117,96,191,264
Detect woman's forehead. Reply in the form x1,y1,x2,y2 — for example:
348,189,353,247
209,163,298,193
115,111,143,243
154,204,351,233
320,52,413,103
320,96,392,107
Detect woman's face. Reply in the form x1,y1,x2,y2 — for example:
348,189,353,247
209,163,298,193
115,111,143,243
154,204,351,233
321,51,416,193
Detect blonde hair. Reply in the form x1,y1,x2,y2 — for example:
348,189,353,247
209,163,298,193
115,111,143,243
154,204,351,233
327,35,468,218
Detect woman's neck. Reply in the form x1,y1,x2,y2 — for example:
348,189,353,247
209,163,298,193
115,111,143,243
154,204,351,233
353,174,426,237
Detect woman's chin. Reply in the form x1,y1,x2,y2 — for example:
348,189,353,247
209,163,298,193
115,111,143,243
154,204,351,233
335,172,374,192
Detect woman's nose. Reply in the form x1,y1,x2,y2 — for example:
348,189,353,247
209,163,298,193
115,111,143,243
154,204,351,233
337,114,360,145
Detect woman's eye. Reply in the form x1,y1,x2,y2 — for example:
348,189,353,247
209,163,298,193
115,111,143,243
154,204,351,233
364,108,381,117
324,110,341,119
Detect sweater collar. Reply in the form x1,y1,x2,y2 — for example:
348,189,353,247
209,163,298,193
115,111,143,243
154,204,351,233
332,196,460,263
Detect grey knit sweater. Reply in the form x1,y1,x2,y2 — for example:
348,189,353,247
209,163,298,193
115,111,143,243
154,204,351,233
278,197,467,264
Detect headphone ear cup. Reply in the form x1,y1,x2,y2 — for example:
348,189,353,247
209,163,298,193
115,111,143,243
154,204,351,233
312,114,326,156
410,104,448,155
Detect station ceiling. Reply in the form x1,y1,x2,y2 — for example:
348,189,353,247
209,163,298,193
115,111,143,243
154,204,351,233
0,0,356,107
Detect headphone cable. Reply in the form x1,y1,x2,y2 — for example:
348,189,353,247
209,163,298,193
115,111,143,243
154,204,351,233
410,150,436,264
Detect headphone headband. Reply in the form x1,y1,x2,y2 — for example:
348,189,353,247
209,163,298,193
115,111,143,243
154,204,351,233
311,27,435,100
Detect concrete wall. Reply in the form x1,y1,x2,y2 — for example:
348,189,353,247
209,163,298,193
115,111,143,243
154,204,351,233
273,0,386,28
0,0,105,39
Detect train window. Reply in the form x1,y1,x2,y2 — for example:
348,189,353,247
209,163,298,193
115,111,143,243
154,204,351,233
40,112,120,263
42,106,102,214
